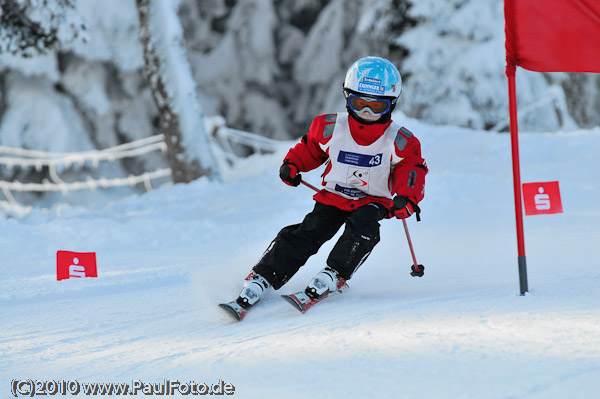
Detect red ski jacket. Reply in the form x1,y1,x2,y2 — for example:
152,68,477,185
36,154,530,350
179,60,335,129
284,113,427,212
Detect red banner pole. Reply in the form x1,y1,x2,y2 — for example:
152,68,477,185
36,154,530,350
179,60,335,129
507,68,529,295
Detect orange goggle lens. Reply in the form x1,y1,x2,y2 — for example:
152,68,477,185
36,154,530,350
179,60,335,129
348,94,391,115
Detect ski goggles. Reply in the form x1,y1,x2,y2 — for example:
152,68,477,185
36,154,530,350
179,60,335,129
347,93,392,116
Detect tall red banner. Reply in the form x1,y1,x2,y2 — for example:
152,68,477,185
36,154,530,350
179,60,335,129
505,0,600,73
505,0,600,294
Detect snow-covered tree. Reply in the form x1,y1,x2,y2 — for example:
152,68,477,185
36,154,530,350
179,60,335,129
175,0,598,134
180,0,412,139
395,0,579,132
562,73,600,129
136,0,219,183
1,0,599,212
0,0,167,208
0,0,85,57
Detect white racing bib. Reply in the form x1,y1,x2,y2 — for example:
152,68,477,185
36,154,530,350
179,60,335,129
322,113,401,200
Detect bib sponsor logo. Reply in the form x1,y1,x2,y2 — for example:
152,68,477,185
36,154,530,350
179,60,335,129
347,167,370,187
334,184,367,198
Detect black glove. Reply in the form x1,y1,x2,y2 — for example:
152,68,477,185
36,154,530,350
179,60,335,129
279,160,302,187
389,196,421,221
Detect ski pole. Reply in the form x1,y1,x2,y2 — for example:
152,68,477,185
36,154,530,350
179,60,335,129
299,179,424,277
402,219,424,277
300,179,320,192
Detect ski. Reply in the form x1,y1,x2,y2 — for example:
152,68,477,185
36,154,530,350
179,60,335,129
218,300,250,322
281,283,349,314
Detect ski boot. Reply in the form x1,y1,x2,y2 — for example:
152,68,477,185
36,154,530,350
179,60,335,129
282,267,348,313
219,271,271,321
305,267,346,299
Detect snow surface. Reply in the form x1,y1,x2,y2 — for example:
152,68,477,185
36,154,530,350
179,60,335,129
1,112,599,398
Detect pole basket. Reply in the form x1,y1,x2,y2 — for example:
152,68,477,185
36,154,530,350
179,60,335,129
410,264,425,277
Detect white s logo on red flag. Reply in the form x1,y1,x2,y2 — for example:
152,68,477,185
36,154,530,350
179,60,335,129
57,251,98,281
522,181,563,216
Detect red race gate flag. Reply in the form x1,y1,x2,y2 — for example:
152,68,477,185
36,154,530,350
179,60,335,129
505,0,600,73
57,251,98,281
522,181,563,216
505,0,600,294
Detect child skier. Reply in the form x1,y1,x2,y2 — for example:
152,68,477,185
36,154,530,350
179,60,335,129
221,56,427,320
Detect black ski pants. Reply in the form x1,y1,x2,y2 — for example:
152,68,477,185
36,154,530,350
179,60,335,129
253,201,388,290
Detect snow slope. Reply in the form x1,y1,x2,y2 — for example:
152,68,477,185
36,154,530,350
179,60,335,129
1,113,599,398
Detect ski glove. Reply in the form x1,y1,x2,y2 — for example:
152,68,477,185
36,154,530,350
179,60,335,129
389,196,421,221
279,159,302,187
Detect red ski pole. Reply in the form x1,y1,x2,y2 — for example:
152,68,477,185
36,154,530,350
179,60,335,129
300,179,424,277
402,219,424,277
300,179,320,192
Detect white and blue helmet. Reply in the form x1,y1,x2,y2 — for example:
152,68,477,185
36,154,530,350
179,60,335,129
343,56,402,99
343,56,402,123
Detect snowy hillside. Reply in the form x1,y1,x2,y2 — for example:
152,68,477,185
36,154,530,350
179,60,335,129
1,113,599,398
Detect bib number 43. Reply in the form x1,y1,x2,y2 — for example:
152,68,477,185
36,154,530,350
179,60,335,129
368,154,381,166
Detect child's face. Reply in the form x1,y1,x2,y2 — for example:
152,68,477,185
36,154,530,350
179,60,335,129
356,111,381,122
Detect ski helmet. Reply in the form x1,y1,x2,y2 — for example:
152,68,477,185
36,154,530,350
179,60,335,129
343,56,402,124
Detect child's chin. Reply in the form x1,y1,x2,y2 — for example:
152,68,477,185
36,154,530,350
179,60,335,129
359,113,381,122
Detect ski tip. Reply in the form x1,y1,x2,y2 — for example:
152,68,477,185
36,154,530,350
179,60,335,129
218,302,246,322
281,294,306,314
